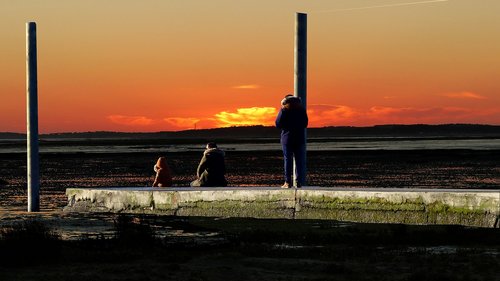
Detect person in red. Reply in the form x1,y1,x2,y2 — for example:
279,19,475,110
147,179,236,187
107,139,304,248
152,156,173,187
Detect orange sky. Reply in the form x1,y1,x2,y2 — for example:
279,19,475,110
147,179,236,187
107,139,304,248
1,0,499,133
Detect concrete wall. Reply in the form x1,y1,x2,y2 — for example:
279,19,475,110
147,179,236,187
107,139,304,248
65,187,500,228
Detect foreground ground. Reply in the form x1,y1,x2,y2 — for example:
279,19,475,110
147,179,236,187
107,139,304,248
0,149,499,280
1,215,499,281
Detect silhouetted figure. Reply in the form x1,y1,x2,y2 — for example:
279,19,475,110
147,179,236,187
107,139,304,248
275,95,308,188
190,142,228,187
153,156,172,187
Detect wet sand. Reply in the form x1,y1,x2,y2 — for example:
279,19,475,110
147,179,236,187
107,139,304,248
1,149,499,212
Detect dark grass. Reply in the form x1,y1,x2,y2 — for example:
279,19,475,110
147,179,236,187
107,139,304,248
0,220,62,266
0,217,499,281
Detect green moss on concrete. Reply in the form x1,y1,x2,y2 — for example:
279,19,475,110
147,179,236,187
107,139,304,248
425,201,484,215
153,192,179,210
124,194,138,209
65,188,499,227
300,196,425,212
177,200,294,219
297,194,498,227
66,189,86,202
296,208,428,224
300,195,493,216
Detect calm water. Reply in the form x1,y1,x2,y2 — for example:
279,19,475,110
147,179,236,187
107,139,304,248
0,138,499,154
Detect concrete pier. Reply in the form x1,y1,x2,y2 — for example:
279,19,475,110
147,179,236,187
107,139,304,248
65,187,500,228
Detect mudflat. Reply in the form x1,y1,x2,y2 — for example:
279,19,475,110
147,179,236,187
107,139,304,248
0,149,499,281
1,149,499,212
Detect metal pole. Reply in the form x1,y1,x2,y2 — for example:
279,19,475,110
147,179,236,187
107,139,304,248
26,22,40,212
294,12,307,186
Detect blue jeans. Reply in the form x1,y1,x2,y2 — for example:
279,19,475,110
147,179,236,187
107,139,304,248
282,142,305,184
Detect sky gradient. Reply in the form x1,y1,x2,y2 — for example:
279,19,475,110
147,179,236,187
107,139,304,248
1,0,499,133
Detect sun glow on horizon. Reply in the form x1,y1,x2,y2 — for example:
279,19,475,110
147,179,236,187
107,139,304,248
215,107,277,127
99,103,500,133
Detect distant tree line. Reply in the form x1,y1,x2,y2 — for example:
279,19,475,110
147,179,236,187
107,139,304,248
0,124,499,140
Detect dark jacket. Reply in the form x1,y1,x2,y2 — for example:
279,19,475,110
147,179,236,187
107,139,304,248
196,148,227,187
275,107,308,146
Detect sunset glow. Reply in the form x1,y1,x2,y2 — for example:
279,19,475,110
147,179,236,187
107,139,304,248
107,115,156,126
441,92,487,100
1,0,499,133
215,107,277,127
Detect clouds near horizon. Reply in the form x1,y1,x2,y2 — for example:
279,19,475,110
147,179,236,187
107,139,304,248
164,117,200,130
308,104,499,126
107,115,155,126
105,103,500,132
308,104,360,127
232,84,260,89
441,91,487,100
105,107,278,131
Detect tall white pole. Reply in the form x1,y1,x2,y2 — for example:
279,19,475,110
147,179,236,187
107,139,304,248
294,13,307,186
26,22,40,212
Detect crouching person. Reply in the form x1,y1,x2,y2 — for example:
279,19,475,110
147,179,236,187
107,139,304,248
190,142,228,187
153,156,173,187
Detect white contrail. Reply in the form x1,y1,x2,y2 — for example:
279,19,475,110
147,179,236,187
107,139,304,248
313,0,449,13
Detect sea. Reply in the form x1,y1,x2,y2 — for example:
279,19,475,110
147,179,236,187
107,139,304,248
0,137,499,154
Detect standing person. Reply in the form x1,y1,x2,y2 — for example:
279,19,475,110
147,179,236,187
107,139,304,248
275,95,308,188
190,142,228,187
153,156,173,187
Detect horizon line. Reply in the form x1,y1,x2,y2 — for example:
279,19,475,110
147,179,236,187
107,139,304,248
0,123,499,135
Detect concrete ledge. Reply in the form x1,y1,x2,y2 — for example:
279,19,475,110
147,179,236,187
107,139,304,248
65,187,500,228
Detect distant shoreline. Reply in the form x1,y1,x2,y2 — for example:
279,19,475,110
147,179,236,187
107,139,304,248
0,138,499,154
1,124,499,140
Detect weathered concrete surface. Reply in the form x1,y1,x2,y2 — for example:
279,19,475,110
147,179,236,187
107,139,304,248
65,187,500,228
296,188,500,227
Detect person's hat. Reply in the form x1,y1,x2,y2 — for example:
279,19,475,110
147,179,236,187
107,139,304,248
281,94,294,105
281,95,301,105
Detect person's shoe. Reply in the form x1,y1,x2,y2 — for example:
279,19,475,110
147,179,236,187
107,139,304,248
295,183,302,188
281,182,291,189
